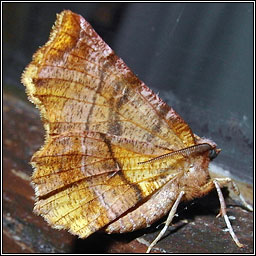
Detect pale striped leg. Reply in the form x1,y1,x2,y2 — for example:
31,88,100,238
217,177,253,212
213,180,244,247
146,191,185,253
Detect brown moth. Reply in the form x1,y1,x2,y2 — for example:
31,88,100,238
21,10,253,253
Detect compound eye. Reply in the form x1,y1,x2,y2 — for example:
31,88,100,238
209,148,218,160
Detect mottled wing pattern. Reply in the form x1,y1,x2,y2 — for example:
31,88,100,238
22,10,196,238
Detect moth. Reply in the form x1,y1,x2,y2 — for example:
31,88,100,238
21,10,252,253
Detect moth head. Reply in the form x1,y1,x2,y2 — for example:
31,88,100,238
194,135,221,160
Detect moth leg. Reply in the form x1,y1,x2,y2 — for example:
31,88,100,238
200,177,252,248
146,191,185,253
212,177,253,212
213,180,244,247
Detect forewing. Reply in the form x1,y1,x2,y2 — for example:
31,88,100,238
22,10,195,150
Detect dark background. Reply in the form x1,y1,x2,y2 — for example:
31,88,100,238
3,2,253,183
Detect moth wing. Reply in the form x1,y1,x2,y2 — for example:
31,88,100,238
22,10,196,238
32,131,183,238
22,10,195,150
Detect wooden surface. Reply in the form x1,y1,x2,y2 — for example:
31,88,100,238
3,91,253,253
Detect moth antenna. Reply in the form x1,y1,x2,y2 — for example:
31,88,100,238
138,143,214,164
